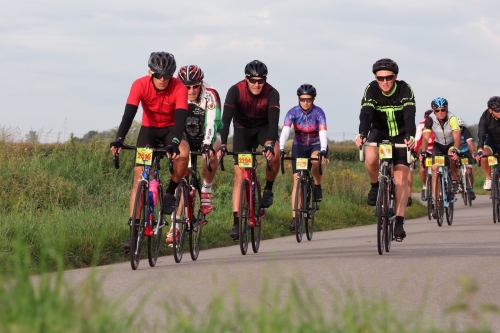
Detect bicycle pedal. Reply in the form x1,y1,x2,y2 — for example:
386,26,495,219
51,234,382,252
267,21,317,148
394,237,404,242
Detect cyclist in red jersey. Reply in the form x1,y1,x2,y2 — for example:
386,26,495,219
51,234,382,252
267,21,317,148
218,60,281,240
110,52,190,253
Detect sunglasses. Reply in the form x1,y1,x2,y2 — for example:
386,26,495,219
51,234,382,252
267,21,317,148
376,75,395,82
492,108,500,113
247,77,266,85
151,72,171,80
186,84,201,90
434,108,447,113
299,98,314,103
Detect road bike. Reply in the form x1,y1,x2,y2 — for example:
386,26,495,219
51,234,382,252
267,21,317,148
171,150,212,263
114,144,169,270
280,154,322,242
430,154,456,227
360,140,411,255
458,155,473,207
219,150,269,255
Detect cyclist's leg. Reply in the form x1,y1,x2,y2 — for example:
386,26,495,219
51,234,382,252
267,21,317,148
392,134,411,239
364,129,382,205
310,145,326,202
289,144,303,231
256,126,280,208
419,158,427,198
407,168,413,206
200,135,221,214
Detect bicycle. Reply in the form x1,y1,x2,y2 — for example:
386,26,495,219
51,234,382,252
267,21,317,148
280,154,323,242
428,154,456,227
219,149,270,255
458,155,473,207
484,154,500,223
360,139,411,255
170,150,212,263
113,144,169,270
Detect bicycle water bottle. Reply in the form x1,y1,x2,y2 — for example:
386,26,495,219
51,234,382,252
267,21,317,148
149,179,159,206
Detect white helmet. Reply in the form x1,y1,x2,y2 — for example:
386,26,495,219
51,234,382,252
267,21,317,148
457,117,464,126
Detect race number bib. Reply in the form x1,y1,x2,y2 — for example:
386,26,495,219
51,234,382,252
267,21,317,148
238,154,252,168
296,158,308,170
434,156,445,167
136,148,153,166
488,156,498,166
425,158,432,167
378,144,392,159
461,158,469,165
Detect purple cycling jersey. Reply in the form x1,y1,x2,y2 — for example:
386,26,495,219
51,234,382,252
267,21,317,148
283,105,327,146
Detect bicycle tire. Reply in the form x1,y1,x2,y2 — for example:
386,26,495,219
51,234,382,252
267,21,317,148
239,178,250,255
376,168,388,255
445,175,454,226
130,180,147,270
148,183,164,267
305,180,315,241
461,168,468,206
385,178,394,252
464,172,472,207
426,174,433,220
493,168,498,224
435,173,444,227
172,183,187,263
189,210,203,261
496,174,500,223
294,175,304,243
251,178,262,253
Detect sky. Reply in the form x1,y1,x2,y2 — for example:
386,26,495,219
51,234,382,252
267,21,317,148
1,0,499,142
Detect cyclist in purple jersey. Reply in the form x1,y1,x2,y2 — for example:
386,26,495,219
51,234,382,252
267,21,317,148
279,84,328,232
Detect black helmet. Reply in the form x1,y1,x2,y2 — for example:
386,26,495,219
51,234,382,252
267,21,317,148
431,97,448,109
148,52,176,76
488,96,500,109
297,84,317,97
372,58,399,74
245,60,268,77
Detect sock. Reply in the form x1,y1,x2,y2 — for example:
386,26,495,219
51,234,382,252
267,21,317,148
371,181,380,189
395,216,404,224
422,186,426,190
202,182,212,194
265,179,274,191
166,180,179,195
169,215,181,231
233,212,239,226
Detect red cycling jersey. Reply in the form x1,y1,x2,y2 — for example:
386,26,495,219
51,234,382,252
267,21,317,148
126,76,188,128
414,118,435,153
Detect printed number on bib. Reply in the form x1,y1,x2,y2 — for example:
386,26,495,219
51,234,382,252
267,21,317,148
461,158,469,165
425,158,432,167
136,148,153,166
296,158,308,170
238,154,252,168
434,156,445,167
488,156,498,166
378,144,392,159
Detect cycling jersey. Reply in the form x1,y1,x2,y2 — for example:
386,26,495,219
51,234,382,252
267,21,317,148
220,80,280,144
279,105,328,150
423,111,459,145
459,126,473,153
359,80,416,138
478,109,500,148
414,116,435,153
185,82,223,145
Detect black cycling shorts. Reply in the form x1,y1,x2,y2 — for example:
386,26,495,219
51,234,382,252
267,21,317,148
367,128,408,166
433,142,454,156
232,125,277,165
291,144,328,173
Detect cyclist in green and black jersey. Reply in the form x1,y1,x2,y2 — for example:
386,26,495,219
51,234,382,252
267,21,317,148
355,58,416,240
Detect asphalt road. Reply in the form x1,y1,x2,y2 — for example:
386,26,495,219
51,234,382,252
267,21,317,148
64,194,500,331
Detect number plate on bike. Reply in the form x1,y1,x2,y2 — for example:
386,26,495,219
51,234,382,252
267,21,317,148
488,156,498,166
238,154,252,168
296,158,308,170
461,158,469,165
434,156,445,166
425,157,432,167
136,148,153,166
378,144,392,159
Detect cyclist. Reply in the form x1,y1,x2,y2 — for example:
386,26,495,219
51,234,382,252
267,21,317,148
414,110,435,201
355,58,416,240
109,52,190,253
278,83,328,233
474,96,500,190
457,117,476,199
420,98,460,207
164,65,223,243
219,60,281,240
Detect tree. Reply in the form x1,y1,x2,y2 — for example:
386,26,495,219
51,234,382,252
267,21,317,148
25,130,39,143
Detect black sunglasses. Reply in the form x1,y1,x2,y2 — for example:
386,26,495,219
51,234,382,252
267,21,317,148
434,108,447,113
299,98,314,103
492,108,500,113
247,77,266,85
152,72,171,80
376,75,395,82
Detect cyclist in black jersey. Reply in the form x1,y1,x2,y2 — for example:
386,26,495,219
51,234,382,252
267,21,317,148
475,96,500,190
355,58,416,240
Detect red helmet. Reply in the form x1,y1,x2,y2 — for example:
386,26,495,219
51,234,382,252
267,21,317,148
177,65,204,85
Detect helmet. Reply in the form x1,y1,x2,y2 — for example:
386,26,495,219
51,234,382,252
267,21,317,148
424,110,433,118
245,60,268,77
177,65,204,85
457,118,464,126
487,96,500,109
148,52,176,76
296,84,317,97
372,58,399,74
431,97,448,109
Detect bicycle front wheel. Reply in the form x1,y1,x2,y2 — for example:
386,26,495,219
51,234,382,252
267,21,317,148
464,172,472,207
426,174,433,220
189,210,203,261
294,177,305,243
173,184,187,263
130,180,147,270
251,178,262,253
376,176,388,255
493,169,499,223
305,181,315,241
445,177,454,226
148,183,164,267
435,173,444,227
239,179,250,255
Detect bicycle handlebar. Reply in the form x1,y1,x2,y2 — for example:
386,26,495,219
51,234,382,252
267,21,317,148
360,142,411,164
218,151,271,172
280,153,322,176
112,145,173,174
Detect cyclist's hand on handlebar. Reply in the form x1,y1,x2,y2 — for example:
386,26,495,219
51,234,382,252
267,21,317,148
355,134,366,148
318,150,329,164
474,150,483,162
420,151,427,161
110,137,123,155
263,141,276,160
202,144,214,158
166,138,181,159
280,149,286,158
404,135,416,149
217,145,227,160
449,147,459,161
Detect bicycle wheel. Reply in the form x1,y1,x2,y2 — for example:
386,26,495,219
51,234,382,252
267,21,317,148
130,180,147,270
172,183,187,263
435,173,444,227
493,169,498,224
385,179,394,252
189,210,203,261
148,183,164,267
294,176,305,243
376,172,388,255
464,172,472,207
445,176,454,226
251,178,262,253
305,181,315,241
426,174,433,220
239,179,250,255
